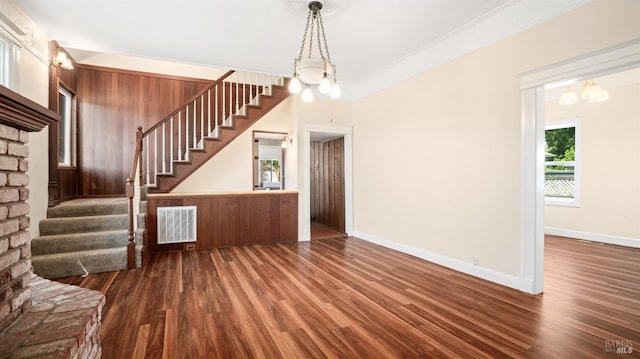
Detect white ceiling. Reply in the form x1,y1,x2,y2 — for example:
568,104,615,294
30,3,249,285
15,0,590,98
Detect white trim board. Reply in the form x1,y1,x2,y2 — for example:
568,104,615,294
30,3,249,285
302,124,354,242
545,227,640,248
520,39,640,295
354,231,521,292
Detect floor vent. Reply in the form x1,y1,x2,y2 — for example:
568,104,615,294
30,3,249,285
157,206,197,244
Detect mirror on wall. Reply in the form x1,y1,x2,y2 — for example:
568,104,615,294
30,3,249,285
253,131,288,190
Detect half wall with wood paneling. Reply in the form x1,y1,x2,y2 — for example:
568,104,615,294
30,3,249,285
310,137,345,232
76,65,211,195
147,191,298,253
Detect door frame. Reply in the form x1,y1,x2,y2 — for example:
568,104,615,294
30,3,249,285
302,124,353,241
519,39,640,294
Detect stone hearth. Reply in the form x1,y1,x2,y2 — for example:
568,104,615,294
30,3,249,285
0,275,104,358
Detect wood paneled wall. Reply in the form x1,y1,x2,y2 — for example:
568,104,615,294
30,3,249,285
146,191,298,253
76,65,211,195
310,137,345,232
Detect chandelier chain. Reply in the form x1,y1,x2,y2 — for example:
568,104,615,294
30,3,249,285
318,13,333,68
297,10,313,61
307,11,316,59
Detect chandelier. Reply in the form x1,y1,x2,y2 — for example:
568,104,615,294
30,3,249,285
558,79,609,105
288,0,341,102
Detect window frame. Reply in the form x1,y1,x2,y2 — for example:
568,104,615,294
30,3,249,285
57,84,76,168
0,31,20,90
544,117,581,207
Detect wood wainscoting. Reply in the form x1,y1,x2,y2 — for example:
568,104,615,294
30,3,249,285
147,191,298,253
310,137,345,232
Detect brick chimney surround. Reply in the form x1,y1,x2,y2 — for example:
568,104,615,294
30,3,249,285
0,86,105,358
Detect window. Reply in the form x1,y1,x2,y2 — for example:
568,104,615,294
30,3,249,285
260,159,281,184
545,118,580,206
253,131,287,190
58,86,75,166
0,32,19,90
0,34,11,87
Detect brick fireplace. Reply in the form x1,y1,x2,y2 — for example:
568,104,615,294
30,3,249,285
0,86,105,358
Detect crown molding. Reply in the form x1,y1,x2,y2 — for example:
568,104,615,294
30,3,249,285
348,0,592,102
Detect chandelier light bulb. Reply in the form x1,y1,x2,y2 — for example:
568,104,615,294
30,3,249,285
301,87,314,102
288,77,302,94
581,80,601,101
329,83,341,99
558,87,578,105
318,76,331,94
289,0,340,100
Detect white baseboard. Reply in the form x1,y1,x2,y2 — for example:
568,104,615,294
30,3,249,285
353,231,522,292
545,227,640,248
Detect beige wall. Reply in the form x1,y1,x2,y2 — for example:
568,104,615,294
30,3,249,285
172,98,296,192
545,79,640,241
20,51,50,238
351,0,640,277
1,0,52,238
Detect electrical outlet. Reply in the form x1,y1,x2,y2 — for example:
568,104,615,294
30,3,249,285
185,244,196,251
472,257,480,266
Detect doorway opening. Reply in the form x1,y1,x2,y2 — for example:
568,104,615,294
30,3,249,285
309,133,347,240
303,125,353,242
520,40,639,295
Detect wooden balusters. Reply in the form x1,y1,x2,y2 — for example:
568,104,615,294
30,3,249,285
135,70,286,189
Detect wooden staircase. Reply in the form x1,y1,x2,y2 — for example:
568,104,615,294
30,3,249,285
125,70,289,267
141,70,290,193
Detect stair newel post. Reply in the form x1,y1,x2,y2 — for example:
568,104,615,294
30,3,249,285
137,126,143,185
126,126,143,269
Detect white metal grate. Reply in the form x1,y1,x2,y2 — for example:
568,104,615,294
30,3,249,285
157,206,197,244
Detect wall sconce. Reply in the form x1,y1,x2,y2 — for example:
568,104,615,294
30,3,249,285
281,136,293,148
49,41,74,70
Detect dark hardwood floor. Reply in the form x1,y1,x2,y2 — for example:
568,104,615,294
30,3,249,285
310,222,347,240
56,235,640,358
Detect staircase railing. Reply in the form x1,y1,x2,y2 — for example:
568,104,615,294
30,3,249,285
125,70,285,268
126,126,143,268
141,70,285,188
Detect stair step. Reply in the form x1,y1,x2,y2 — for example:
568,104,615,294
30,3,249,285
32,247,128,279
47,198,128,218
31,230,129,255
40,214,128,235
32,245,144,279
136,213,146,229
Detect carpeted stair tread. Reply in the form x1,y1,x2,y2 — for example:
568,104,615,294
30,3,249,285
31,229,129,255
35,197,144,278
32,247,128,279
47,197,128,218
40,213,128,235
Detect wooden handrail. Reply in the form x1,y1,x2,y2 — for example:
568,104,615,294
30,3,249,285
126,126,143,268
142,70,235,136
